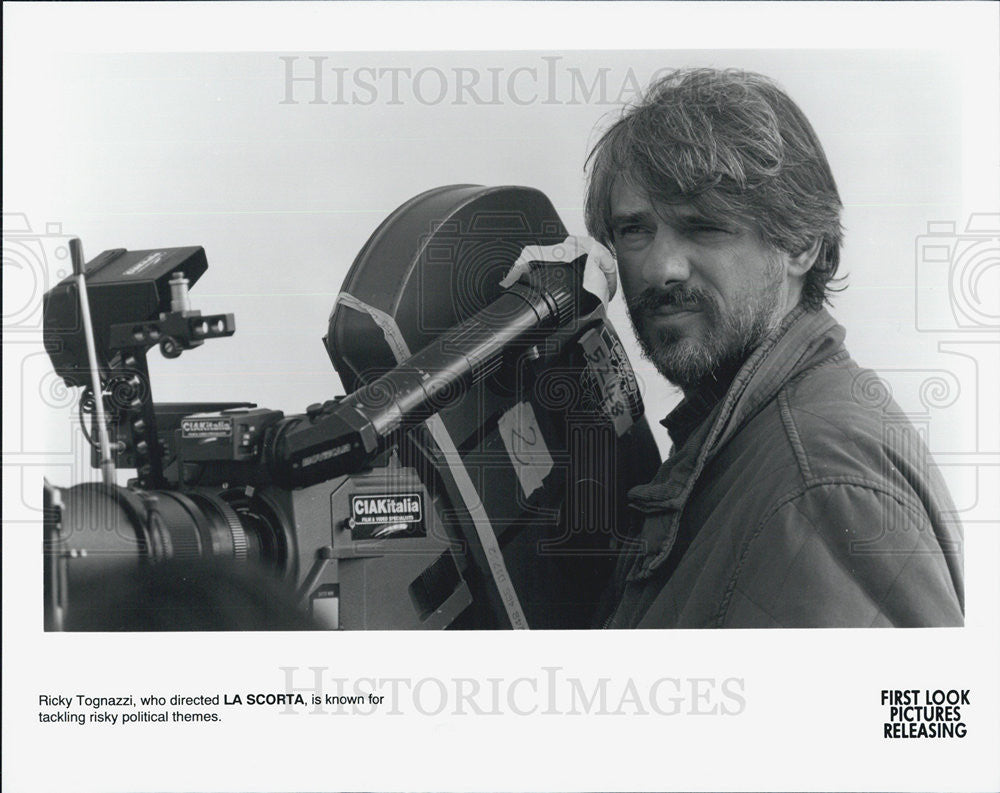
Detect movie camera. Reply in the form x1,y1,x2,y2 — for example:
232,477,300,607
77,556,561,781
42,185,660,630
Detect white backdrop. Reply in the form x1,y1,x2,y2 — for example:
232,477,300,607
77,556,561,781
3,3,999,792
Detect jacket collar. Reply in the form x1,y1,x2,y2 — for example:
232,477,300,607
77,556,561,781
660,360,740,449
623,306,846,580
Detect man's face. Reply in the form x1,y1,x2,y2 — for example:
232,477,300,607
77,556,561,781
611,180,797,393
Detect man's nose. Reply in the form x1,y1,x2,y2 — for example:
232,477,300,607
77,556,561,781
641,229,691,287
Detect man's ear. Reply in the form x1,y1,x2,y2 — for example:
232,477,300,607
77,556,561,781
787,238,823,277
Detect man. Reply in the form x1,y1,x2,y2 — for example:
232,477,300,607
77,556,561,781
581,68,964,628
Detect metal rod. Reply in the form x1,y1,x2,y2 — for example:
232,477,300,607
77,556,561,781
69,238,116,486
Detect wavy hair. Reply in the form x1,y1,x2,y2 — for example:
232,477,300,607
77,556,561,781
585,68,844,310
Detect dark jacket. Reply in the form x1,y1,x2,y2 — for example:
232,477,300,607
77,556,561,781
604,307,964,628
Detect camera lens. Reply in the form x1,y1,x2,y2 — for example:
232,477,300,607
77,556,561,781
45,482,296,630
50,483,287,570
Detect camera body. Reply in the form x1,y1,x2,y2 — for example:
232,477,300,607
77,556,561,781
43,185,661,631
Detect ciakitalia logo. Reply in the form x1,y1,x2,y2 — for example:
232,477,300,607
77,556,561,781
279,666,747,717
278,55,676,107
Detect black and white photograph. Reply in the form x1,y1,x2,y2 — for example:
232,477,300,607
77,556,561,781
3,2,998,792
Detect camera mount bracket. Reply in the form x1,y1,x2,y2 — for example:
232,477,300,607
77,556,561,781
43,245,235,489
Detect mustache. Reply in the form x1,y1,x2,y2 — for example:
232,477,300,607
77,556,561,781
626,285,710,315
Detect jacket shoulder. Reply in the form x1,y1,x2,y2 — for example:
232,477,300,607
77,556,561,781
694,357,896,516
777,357,927,493
713,357,965,626
719,482,964,627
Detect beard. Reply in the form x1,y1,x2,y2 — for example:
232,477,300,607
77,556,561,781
626,276,785,393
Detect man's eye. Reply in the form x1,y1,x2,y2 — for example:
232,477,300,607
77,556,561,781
688,223,732,235
616,224,649,237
